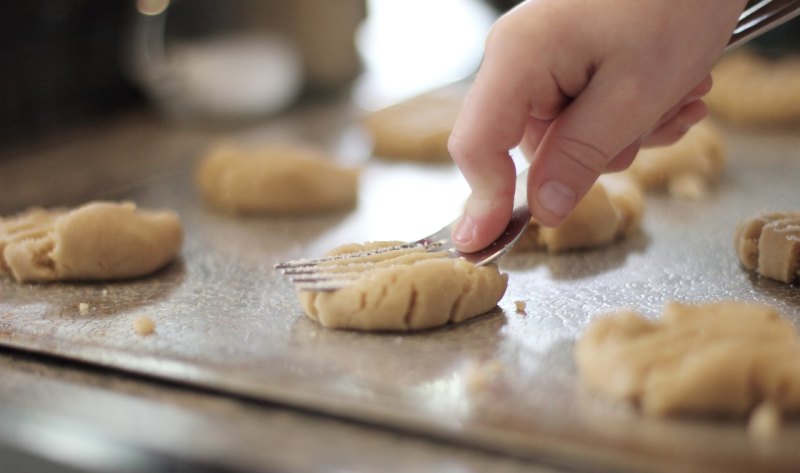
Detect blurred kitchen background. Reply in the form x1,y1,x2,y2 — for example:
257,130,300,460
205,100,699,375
2,0,798,150
0,0,513,149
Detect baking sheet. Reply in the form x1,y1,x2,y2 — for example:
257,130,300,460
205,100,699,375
1,114,800,472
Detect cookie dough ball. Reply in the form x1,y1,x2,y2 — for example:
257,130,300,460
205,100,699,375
707,51,800,127
297,241,508,331
624,119,725,199
516,173,644,253
0,201,182,283
362,90,462,163
576,302,800,417
197,143,360,215
734,211,800,284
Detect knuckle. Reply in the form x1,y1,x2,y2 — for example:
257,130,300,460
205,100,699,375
552,136,611,176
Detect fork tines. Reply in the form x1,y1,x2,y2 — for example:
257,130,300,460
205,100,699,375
275,240,449,292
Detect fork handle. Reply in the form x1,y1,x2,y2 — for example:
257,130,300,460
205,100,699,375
727,0,800,50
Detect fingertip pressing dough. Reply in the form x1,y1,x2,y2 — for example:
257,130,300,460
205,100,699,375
625,119,725,199
707,50,800,127
0,201,183,283
734,211,800,284
575,301,800,418
297,241,508,332
197,143,360,215
362,90,462,163
516,173,644,253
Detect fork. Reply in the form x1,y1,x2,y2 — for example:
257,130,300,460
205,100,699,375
276,0,800,292
275,167,531,291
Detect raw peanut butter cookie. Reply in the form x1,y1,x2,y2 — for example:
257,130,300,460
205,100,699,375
707,51,800,127
362,89,463,163
734,211,800,284
0,201,182,282
296,241,507,332
197,143,360,215
624,119,725,199
516,173,644,253
576,302,800,418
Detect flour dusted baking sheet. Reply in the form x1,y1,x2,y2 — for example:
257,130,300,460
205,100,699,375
1,121,799,473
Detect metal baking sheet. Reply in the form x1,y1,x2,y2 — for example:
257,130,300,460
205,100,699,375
1,110,800,472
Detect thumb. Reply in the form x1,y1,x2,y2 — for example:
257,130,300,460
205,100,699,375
527,74,665,227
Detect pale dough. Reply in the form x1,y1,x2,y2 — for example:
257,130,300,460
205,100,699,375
707,51,800,127
197,143,359,214
624,119,725,199
734,211,800,284
516,173,644,253
362,89,462,163
0,201,182,283
297,241,508,331
575,302,800,417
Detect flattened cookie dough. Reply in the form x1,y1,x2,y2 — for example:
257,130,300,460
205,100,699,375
707,51,800,127
624,119,725,199
516,173,644,253
0,201,182,283
297,241,508,331
197,143,360,214
362,89,462,163
576,302,800,417
734,211,800,284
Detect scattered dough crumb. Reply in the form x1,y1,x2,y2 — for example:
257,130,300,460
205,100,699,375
0,201,183,283
734,211,800,284
78,302,89,315
196,143,359,215
102,288,109,296
576,301,800,417
748,402,782,440
133,316,156,336
516,173,644,253
514,300,527,313
297,241,507,332
624,119,725,199
463,359,506,393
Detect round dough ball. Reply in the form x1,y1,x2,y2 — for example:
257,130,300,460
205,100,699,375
624,119,725,199
197,143,360,214
0,201,183,282
707,51,800,127
734,211,800,285
362,90,462,163
516,173,644,253
297,241,508,332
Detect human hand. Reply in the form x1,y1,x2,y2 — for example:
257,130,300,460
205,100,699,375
448,0,748,253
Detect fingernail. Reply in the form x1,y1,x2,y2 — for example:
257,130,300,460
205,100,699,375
453,214,476,244
537,180,576,218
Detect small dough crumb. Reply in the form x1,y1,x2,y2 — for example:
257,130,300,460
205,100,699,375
516,173,644,253
133,316,156,336
734,211,800,284
748,402,782,440
463,359,506,393
514,300,527,313
196,143,360,215
78,303,89,315
297,241,507,332
576,301,800,417
624,119,725,199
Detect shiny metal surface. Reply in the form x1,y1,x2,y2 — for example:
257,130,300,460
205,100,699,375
1,108,800,472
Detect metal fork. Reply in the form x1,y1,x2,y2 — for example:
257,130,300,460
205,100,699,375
275,167,531,291
276,0,800,292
